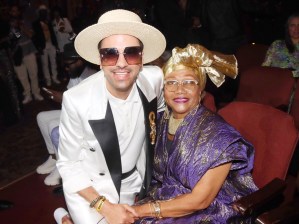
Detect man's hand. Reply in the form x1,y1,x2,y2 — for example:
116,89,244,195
42,87,63,104
100,201,139,224
192,17,202,29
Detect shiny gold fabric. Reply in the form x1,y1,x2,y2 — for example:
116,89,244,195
163,44,238,88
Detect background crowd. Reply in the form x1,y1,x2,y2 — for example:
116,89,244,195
0,0,298,127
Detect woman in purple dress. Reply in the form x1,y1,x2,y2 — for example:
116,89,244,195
134,44,258,223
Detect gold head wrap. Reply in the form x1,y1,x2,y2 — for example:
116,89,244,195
163,44,238,88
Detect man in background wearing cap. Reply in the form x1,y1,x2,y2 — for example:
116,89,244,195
36,42,97,186
56,9,166,224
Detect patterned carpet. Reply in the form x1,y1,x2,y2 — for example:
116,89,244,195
0,93,61,189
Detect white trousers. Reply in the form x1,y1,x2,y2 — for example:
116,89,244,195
14,53,40,96
41,42,58,82
37,110,61,155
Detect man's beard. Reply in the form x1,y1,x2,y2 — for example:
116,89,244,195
69,65,84,79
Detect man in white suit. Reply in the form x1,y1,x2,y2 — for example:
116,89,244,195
56,9,166,224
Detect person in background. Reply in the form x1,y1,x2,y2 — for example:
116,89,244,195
199,0,261,107
9,5,44,104
32,5,60,86
0,11,23,127
153,0,206,51
0,10,21,211
262,12,299,78
52,6,74,53
36,42,98,186
57,9,166,224
133,44,258,223
52,6,75,81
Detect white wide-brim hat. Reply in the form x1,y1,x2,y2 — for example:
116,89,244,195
74,9,166,65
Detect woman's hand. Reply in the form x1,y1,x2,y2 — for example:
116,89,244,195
100,201,139,224
134,163,232,219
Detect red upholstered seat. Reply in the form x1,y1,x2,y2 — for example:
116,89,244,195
202,91,216,112
236,66,296,111
290,82,299,130
235,43,268,74
218,101,298,188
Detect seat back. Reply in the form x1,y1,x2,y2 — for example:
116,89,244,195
202,91,217,112
236,66,295,110
218,101,298,188
235,43,268,74
290,82,299,130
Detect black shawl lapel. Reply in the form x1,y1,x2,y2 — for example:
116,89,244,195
137,87,157,199
88,102,122,196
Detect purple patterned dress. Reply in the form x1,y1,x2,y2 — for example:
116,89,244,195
136,105,258,223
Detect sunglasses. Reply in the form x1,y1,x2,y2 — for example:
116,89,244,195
99,46,143,66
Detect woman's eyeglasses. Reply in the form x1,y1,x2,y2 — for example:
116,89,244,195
164,80,199,92
99,46,143,66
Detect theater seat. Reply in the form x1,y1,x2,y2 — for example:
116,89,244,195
218,101,298,223
202,91,216,112
236,66,296,111
290,81,299,130
235,43,268,74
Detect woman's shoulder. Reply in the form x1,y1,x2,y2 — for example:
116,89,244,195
270,39,286,48
199,106,242,136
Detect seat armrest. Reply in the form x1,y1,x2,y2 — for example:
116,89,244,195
232,178,286,216
255,196,299,224
276,104,288,112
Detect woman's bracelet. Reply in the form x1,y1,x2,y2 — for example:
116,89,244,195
151,201,163,219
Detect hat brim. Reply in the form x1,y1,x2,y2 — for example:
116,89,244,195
74,21,166,65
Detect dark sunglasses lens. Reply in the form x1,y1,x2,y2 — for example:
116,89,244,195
124,47,142,65
100,48,119,66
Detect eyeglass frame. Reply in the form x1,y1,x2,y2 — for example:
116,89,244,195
99,46,143,66
164,80,200,92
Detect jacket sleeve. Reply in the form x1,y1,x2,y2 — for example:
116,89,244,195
262,41,276,66
57,91,93,193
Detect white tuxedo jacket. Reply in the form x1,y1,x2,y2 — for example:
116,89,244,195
57,65,164,223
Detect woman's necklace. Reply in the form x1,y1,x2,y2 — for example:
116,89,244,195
168,114,184,135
